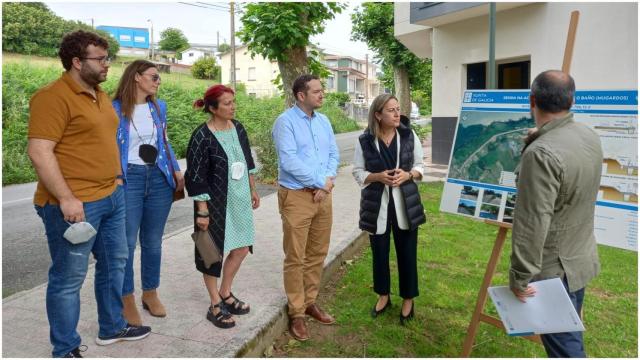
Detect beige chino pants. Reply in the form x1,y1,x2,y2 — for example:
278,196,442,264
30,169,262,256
278,187,332,318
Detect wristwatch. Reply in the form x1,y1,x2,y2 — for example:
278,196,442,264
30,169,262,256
196,210,209,218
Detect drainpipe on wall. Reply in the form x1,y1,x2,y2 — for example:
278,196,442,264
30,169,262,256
488,2,496,89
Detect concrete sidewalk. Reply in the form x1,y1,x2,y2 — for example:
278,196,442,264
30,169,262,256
2,165,365,358
423,132,449,182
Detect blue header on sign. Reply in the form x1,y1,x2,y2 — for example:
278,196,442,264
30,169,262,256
462,91,529,104
463,90,638,107
574,91,638,106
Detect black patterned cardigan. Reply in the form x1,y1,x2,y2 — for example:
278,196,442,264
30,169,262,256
184,119,255,276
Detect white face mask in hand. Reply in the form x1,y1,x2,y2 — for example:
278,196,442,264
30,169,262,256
63,221,97,244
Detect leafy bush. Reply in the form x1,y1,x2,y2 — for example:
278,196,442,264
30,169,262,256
190,57,221,80
411,123,431,142
2,2,119,59
324,92,351,107
2,57,360,185
411,89,431,116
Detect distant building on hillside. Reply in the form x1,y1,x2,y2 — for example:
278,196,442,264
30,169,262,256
178,46,217,66
96,25,149,57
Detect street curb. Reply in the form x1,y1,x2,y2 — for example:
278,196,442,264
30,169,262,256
235,230,369,358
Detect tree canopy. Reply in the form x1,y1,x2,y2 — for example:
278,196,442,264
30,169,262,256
158,27,189,52
2,2,119,58
218,43,231,55
237,2,346,106
351,3,431,114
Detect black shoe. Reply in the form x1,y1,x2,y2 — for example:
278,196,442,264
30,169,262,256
220,291,250,315
95,324,151,345
370,296,392,318
400,301,414,325
62,345,87,357
206,302,236,329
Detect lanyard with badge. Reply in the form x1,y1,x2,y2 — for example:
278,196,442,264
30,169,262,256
130,111,158,164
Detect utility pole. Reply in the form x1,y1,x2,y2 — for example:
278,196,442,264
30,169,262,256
147,19,154,61
230,2,236,92
365,53,369,104
217,31,220,49
91,18,94,29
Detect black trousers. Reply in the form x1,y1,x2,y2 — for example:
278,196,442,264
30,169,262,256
369,196,419,299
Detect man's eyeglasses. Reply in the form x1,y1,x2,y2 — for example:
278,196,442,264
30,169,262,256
81,56,111,65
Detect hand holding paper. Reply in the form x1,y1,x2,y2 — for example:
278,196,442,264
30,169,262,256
489,278,585,336
511,284,537,302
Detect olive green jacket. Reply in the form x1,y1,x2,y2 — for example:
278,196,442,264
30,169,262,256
509,113,603,293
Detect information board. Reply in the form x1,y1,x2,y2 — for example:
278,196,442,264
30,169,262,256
440,90,638,251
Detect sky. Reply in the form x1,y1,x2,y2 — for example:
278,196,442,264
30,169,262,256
45,1,375,61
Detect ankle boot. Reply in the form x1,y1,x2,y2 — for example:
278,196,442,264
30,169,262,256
122,293,142,326
142,289,166,317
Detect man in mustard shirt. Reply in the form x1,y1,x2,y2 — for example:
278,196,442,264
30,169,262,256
509,70,603,357
28,30,151,358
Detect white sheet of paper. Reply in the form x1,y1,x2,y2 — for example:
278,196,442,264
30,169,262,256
488,278,585,336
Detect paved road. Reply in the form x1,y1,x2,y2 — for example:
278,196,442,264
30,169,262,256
2,130,362,297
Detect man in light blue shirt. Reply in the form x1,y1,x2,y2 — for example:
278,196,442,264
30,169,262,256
273,74,339,341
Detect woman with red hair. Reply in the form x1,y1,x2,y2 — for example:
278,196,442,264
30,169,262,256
184,85,260,329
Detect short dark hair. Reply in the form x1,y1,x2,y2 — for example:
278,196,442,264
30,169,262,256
531,70,575,113
58,30,110,71
292,74,320,101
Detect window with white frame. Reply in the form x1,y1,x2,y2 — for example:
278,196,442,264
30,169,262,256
327,76,334,89
248,67,256,81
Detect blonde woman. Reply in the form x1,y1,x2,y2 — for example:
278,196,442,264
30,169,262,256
352,94,426,324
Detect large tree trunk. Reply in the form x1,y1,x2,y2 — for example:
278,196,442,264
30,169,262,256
278,46,310,108
393,65,411,117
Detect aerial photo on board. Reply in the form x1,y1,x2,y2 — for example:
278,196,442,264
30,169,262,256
448,111,534,185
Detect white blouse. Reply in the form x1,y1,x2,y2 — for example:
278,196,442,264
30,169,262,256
352,129,424,234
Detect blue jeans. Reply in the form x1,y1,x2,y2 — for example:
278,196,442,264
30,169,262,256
36,186,128,357
122,164,173,295
540,277,586,357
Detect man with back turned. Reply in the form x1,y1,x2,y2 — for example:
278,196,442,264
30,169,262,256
509,70,603,357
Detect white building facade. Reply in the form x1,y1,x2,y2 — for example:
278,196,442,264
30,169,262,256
395,2,638,163
178,47,216,66
220,45,280,97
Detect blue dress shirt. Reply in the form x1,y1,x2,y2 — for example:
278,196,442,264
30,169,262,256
272,104,339,189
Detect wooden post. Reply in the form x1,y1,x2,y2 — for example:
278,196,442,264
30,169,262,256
562,11,580,74
461,220,541,357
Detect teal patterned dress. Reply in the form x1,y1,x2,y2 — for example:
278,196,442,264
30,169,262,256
194,127,256,251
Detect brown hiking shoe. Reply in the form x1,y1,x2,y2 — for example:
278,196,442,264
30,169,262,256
121,293,142,326
142,289,166,317
289,317,310,341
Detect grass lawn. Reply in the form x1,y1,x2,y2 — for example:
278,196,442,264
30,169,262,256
272,182,638,357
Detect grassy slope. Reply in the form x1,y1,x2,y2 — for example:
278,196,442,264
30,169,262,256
2,53,360,185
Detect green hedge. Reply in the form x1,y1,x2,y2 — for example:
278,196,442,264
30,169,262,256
2,60,360,185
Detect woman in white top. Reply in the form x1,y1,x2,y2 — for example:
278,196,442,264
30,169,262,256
352,94,426,325
113,60,184,326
